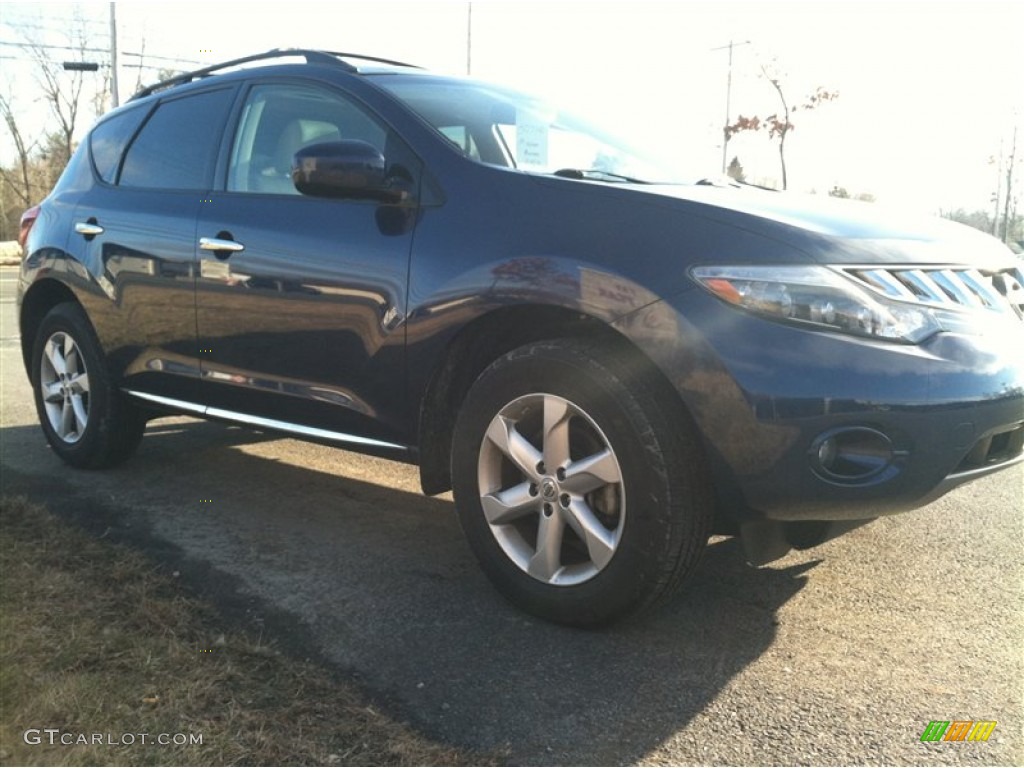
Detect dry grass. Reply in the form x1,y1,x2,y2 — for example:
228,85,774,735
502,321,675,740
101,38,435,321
0,496,483,766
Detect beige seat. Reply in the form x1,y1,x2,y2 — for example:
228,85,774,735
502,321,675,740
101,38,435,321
255,120,342,195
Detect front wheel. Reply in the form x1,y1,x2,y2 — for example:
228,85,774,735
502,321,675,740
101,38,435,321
30,302,145,469
452,339,712,627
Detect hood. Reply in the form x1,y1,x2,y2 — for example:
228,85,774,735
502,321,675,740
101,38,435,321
635,182,1016,268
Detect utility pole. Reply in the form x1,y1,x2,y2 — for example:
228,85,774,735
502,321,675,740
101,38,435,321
992,141,1002,237
109,2,119,108
466,1,473,75
712,39,751,174
1002,123,1017,243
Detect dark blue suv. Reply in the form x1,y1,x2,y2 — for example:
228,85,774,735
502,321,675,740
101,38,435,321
18,50,1024,626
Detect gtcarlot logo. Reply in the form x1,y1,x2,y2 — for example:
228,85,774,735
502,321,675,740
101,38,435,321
23,729,203,747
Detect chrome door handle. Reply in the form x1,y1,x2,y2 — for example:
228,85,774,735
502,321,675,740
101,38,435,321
199,237,245,253
75,221,104,236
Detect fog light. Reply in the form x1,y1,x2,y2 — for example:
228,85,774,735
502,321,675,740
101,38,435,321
810,427,895,484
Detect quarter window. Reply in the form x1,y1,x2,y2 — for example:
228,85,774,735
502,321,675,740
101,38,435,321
89,104,148,184
438,125,481,160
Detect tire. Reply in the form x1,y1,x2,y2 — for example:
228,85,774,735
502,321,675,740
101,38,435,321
30,302,145,469
451,339,713,627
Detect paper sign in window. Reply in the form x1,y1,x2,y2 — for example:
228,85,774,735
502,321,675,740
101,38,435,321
515,113,548,168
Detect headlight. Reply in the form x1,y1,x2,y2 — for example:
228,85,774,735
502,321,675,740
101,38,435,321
692,265,942,343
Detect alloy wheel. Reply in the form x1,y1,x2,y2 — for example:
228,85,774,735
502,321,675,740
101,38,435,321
39,331,90,444
476,393,625,585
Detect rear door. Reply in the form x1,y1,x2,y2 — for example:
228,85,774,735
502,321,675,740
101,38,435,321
194,80,422,447
72,86,236,403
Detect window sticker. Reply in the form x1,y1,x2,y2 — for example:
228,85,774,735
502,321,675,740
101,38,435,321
515,111,548,168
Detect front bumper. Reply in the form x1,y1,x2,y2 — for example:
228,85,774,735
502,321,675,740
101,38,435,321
628,289,1024,523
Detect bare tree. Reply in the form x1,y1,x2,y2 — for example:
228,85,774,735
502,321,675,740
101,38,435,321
18,11,94,167
0,93,39,210
0,10,103,237
989,121,1023,244
942,206,1022,245
1001,124,1017,244
726,62,838,190
989,151,1002,236
132,37,148,95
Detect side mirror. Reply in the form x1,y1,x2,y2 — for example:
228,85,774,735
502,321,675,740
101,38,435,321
291,140,400,202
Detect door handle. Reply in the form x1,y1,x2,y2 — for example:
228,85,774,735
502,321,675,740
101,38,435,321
75,221,104,237
199,236,245,254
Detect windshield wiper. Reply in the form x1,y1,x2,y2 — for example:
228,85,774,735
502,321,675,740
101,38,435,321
695,176,779,192
552,168,649,184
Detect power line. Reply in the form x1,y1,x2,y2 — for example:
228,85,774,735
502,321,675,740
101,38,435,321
0,39,110,55
0,54,110,69
0,42,206,68
120,62,189,71
0,23,108,37
0,22,107,35
0,13,108,28
121,50,205,66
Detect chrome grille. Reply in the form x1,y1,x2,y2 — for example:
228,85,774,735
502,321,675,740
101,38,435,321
844,264,1024,320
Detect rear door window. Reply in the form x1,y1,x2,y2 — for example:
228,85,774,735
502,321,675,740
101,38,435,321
120,88,235,190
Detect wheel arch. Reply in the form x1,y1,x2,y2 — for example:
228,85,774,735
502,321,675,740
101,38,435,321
19,278,80,376
417,303,700,496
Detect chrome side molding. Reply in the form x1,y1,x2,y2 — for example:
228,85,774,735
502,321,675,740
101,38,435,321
122,389,409,451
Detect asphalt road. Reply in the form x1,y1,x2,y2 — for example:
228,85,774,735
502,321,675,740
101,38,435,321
1,265,1022,765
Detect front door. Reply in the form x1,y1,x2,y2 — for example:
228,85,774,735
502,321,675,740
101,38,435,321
195,81,421,447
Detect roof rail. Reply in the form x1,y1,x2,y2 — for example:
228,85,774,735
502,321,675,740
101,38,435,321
317,51,422,70
130,48,364,101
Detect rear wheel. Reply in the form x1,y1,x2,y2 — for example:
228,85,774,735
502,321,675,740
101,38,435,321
452,339,712,626
31,302,145,468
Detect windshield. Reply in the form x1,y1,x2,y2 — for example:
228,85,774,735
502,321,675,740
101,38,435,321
376,75,689,183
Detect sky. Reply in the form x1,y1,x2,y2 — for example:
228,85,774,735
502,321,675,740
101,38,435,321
1,0,1022,216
